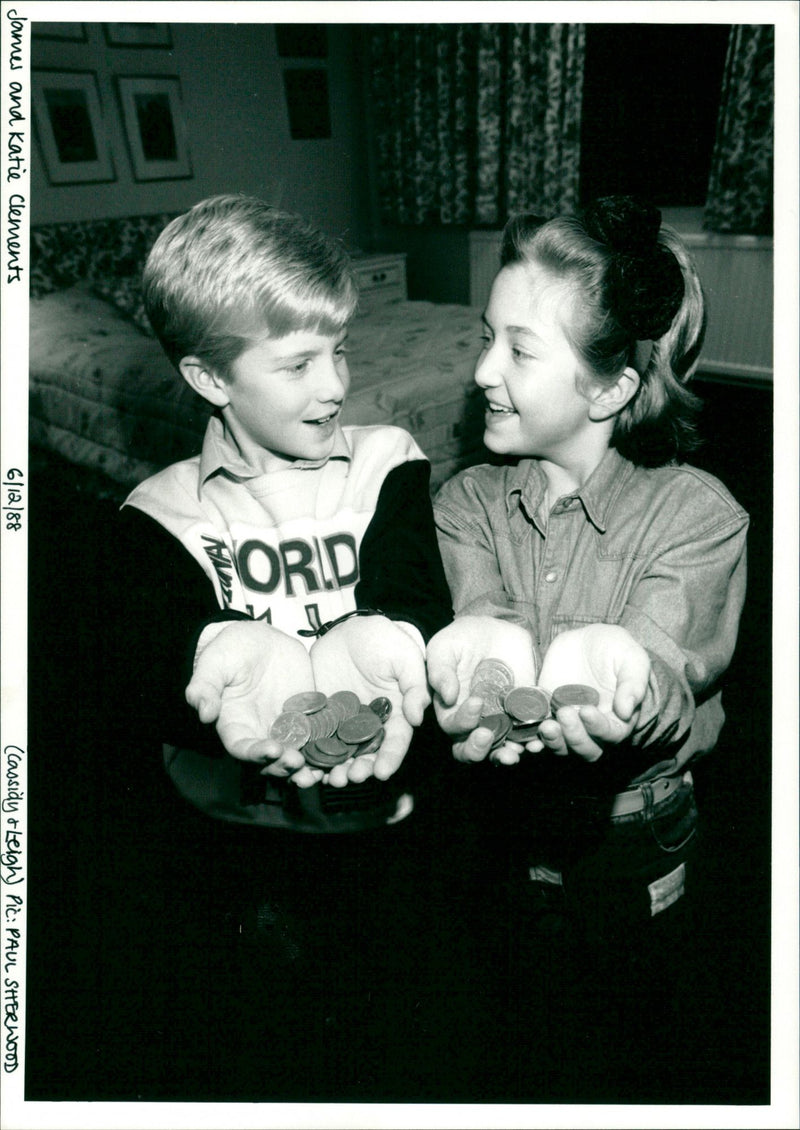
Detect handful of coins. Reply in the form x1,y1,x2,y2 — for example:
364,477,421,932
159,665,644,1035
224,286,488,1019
469,658,600,751
270,690,393,769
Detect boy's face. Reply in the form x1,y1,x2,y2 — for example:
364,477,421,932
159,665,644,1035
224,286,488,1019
475,264,605,469
216,327,350,470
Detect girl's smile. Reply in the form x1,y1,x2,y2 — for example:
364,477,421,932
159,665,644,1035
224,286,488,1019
485,398,517,417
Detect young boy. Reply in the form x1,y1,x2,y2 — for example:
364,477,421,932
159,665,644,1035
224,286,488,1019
120,194,452,834
110,197,457,1086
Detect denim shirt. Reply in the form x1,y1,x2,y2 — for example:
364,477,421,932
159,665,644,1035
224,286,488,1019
434,447,749,780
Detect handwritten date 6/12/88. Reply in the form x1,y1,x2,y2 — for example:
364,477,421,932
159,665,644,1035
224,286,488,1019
3,469,24,531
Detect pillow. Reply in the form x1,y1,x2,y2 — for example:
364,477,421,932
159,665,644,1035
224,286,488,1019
90,272,154,335
30,280,142,339
29,286,210,481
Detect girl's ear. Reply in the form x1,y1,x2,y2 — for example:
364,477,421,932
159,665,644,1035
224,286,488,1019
588,366,640,422
178,356,230,408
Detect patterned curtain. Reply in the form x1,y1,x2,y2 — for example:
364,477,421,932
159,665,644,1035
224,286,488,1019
369,24,585,226
704,25,774,234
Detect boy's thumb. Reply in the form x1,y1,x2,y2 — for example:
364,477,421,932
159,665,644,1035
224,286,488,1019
186,677,221,723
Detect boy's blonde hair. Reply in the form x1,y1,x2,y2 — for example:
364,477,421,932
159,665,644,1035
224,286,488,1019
143,195,359,376
501,197,706,466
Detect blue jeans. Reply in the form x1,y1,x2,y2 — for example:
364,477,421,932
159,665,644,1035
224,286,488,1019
496,774,706,1102
564,774,699,946
521,772,700,950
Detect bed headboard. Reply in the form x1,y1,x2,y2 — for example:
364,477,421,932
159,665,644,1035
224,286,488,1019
30,212,179,331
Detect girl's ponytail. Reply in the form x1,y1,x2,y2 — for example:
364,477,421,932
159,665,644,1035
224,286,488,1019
611,222,706,466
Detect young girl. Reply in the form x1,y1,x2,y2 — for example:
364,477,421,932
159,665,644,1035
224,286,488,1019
426,196,749,957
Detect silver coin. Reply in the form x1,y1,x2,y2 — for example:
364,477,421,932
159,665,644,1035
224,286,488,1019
368,696,393,723
316,733,352,757
270,711,312,747
283,691,328,715
504,686,550,724
469,680,505,714
508,722,542,742
353,728,385,757
471,657,514,691
327,690,362,723
478,712,512,749
309,704,339,740
551,684,600,710
338,710,382,745
302,741,347,769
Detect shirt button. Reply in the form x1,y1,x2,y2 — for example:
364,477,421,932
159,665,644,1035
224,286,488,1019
544,571,558,583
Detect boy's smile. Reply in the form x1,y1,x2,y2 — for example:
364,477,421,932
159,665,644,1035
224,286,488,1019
213,328,351,473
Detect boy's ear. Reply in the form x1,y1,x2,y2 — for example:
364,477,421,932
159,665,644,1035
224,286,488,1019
178,356,230,408
587,366,640,422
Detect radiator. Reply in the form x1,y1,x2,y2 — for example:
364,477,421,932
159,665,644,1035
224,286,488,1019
469,230,504,310
469,229,773,385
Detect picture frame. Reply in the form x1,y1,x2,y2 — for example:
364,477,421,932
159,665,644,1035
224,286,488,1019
275,25,328,58
116,75,192,181
31,69,115,185
32,23,87,42
103,23,172,49
283,68,332,139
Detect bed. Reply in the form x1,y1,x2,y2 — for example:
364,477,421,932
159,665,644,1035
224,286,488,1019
29,214,489,501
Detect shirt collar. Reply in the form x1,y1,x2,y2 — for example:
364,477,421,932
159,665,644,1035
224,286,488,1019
576,447,633,531
505,460,546,527
198,412,352,493
506,447,632,533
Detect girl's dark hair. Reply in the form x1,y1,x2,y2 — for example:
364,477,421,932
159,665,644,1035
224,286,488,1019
501,196,706,466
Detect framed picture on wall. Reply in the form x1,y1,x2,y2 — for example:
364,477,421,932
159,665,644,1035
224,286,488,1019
275,25,328,58
116,75,192,181
31,69,115,185
283,68,332,139
103,23,172,48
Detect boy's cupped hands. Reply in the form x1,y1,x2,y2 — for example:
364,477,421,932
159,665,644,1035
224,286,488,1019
186,621,322,785
309,615,430,786
185,617,430,787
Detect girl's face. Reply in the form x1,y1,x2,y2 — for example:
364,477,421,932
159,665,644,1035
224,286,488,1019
476,263,604,466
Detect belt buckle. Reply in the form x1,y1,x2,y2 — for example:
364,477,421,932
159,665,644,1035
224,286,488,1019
611,771,689,819
610,786,647,817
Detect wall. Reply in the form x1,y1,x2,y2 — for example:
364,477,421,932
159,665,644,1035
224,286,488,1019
373,225,472,304
28,19,466,299
30,22,371,244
